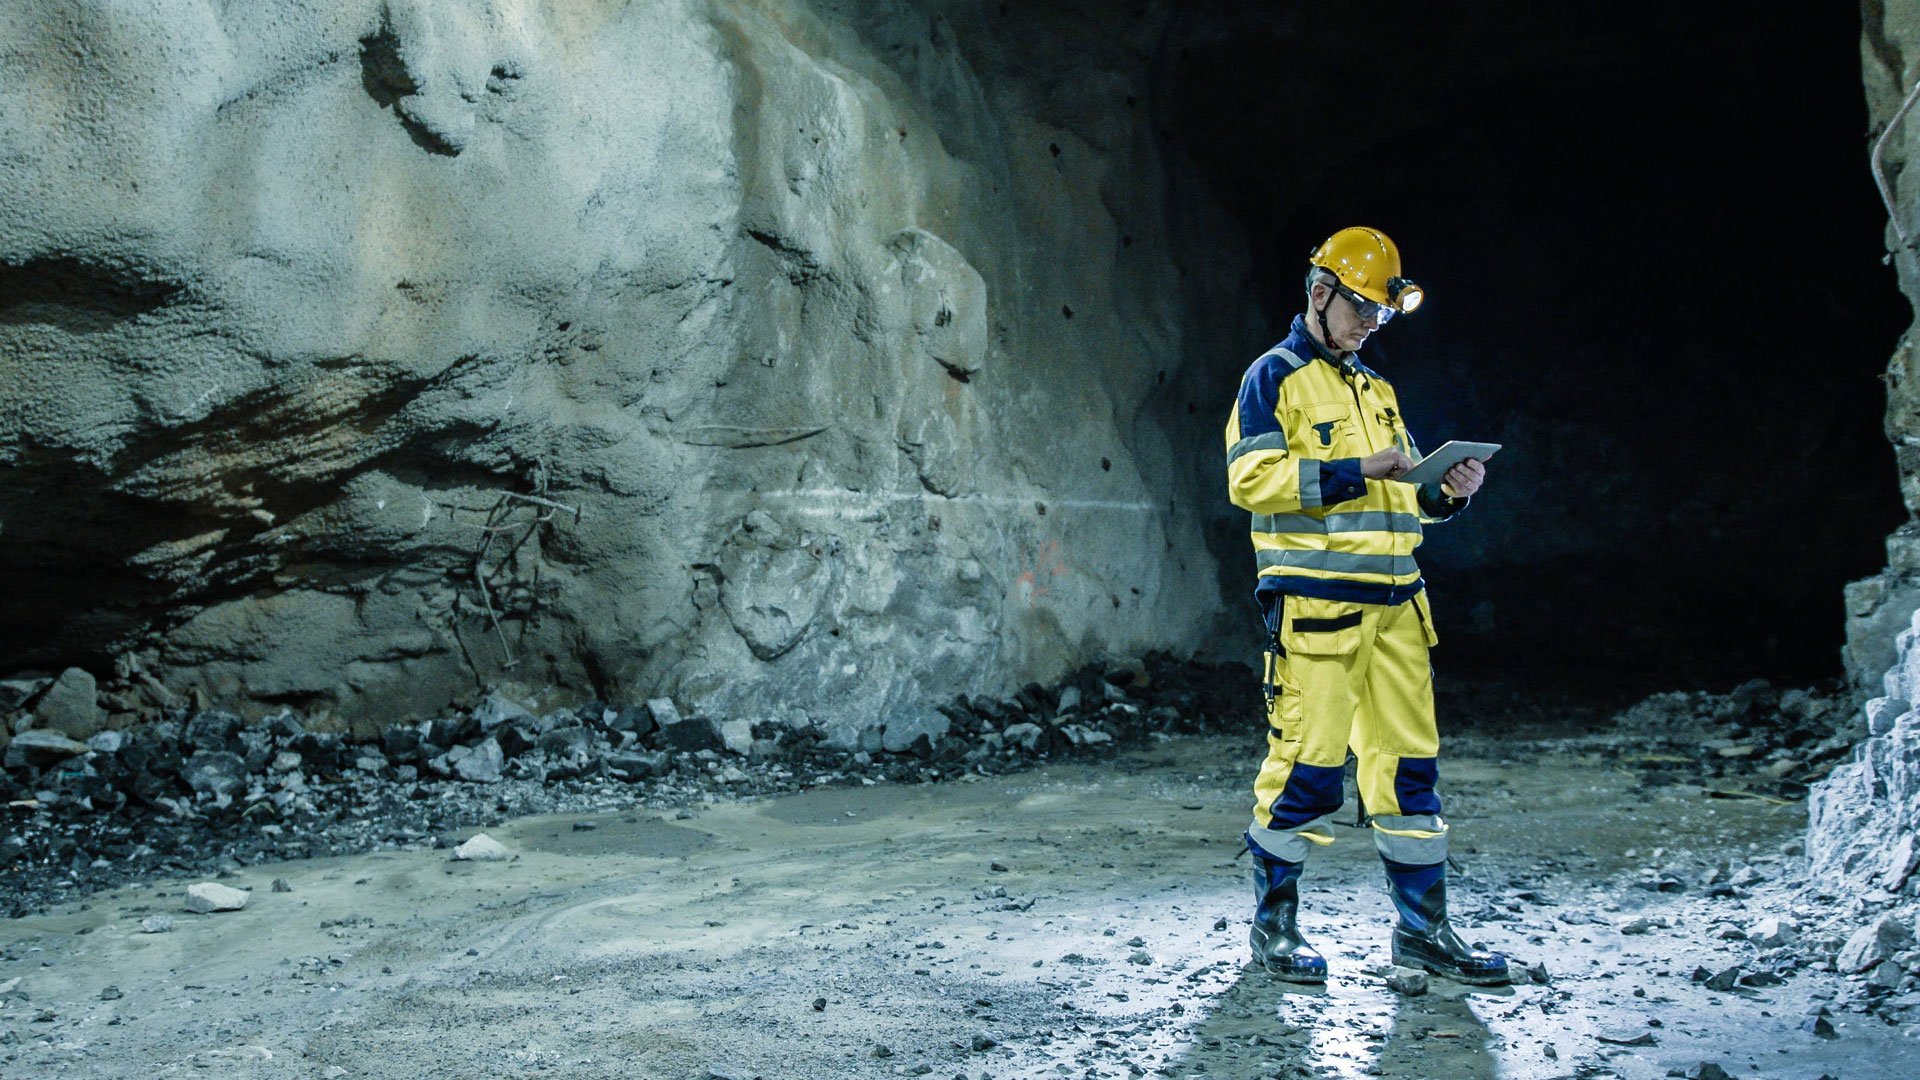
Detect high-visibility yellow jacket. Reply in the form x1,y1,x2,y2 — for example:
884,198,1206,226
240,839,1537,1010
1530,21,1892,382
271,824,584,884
1224,316,1465,612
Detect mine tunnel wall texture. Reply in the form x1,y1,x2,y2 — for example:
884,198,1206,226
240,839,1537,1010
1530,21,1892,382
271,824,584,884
1851,0,1920,685
1808,1,1920,904
0,0,1251,736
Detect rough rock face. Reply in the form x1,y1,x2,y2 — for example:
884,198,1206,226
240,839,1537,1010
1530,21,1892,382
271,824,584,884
1808,0,1920,925
0,1,1240,731
1809,607,1920,897
1847,0,1920,686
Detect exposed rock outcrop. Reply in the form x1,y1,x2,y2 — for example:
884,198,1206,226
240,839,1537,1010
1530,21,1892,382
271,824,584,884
1846,0,1920,687
1806,0,1920,957
0,1,1240,727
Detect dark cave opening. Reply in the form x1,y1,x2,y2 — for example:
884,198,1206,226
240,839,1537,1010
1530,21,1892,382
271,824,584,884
1165,3,1911,691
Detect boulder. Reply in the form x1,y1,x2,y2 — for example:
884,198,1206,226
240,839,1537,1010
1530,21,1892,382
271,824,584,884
183,882,249,913
882,712,951,757
451,833,509,862
1837,912,1913,973
450,738,505,783
4,729,91,769
718,719,754,756
657,716,724,753
607,750,671,781
473,692,536,732
182,751,247,797
32,668,103,741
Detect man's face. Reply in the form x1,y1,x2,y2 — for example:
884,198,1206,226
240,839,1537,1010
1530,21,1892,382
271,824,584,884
1315,283,1386,352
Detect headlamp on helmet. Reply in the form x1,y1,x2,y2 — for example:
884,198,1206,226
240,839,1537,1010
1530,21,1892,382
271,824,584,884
1387,276,1424,314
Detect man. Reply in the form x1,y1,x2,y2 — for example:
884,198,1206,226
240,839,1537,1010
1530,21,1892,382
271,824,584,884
1222,226,1506,986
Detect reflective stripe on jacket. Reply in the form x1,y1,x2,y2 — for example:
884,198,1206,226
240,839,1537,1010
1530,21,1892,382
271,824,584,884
1224,316,1465,607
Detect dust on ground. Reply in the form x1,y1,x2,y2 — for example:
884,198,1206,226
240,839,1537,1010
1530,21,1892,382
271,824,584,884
0,731,1901,1079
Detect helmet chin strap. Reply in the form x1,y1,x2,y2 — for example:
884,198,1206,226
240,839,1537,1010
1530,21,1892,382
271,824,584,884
1313,287,1350,361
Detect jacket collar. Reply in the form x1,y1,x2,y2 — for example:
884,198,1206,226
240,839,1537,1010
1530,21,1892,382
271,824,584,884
1284,314,1355,370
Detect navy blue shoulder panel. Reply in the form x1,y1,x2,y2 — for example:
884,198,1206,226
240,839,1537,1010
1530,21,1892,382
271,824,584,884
1235,346,1309,440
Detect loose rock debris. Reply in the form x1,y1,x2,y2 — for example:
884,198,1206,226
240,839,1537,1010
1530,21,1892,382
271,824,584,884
0,654,1244,915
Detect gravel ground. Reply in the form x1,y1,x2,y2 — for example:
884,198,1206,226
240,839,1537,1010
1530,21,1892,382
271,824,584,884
0,720,1909,1079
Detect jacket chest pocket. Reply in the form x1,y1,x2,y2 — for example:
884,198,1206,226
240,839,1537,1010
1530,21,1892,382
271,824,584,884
1299,401,1357,454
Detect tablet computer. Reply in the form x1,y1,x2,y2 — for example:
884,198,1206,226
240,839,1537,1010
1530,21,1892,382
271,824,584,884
1399,441,1501,487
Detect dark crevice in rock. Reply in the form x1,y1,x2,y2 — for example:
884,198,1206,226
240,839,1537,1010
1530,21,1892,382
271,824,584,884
0,257,183,332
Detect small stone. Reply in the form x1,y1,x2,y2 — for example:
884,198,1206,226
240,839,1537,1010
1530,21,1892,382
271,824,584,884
1523,961,1551,984
1620,917,1659,935
989,862,1009,873
1728,864,1764,887
1802,1009,1837,1039
271,878,293,893
970,1032,997,1051
1685,1065,1733,1080
1127,950,1152,965
571,821,597,832
99,985,121,1001
183,882,249,913
451,833,510,862
1212,917,1229,931
1747,916,1797,948
1384,968,1428,996
1703,964,1742,992
812,997,827,1011
1595,1029,1656,1046
140,914,174,933
871,1044,894,1059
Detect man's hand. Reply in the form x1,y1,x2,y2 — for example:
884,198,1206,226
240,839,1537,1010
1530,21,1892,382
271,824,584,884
1361,449,1414,480
1440,458,1486,499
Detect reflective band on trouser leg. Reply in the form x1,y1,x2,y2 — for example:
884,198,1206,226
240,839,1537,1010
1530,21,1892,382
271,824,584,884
1370,813,1449,865
1247,816,1335,863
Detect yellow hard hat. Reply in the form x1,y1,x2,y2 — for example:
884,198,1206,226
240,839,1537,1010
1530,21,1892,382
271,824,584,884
1308,227,1424,314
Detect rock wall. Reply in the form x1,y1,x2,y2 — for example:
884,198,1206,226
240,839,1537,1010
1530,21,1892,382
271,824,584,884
1807,1,1920,935
0,0,1242,736
1847,0,1920,686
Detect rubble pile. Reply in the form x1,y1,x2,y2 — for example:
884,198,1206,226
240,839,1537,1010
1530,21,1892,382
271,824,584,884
0,655,1261,916
1606,679,1859,800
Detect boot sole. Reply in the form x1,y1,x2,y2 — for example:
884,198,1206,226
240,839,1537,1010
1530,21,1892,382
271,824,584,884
1257,961,1328,985
1393,952,1510,986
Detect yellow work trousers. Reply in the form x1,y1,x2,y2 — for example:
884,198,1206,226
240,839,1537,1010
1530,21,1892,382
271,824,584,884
1247,592,1449,866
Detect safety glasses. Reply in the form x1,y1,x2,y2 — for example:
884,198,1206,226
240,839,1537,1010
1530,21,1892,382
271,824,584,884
1334,283,1398,325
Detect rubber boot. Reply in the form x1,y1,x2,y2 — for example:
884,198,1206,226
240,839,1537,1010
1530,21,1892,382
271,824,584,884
1247,835,1328,983
1383,858,1509,985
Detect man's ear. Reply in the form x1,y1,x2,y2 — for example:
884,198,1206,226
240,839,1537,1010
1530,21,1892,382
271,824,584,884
1308,281,1330,311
